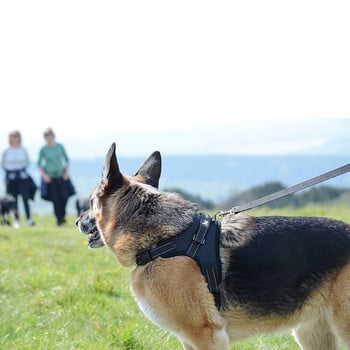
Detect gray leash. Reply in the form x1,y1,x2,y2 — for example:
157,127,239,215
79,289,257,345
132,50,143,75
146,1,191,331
217,163,350,217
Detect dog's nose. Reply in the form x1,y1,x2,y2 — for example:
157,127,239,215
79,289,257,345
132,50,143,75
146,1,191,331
75,217,80,226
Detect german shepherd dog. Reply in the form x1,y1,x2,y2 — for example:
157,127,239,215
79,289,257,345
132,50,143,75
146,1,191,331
76,143,350,350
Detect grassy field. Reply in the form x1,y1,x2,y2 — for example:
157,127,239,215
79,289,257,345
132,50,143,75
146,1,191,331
1,206,349,349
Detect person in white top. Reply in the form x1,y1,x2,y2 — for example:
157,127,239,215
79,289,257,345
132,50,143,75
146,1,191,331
1,131,36,227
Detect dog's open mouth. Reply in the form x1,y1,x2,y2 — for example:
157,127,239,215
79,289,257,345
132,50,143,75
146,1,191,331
87,226,105,249
88,227,100,243
76,216,105,249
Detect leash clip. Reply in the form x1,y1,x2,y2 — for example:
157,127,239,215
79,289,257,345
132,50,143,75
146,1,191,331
214,207,239,221
213,211,223,221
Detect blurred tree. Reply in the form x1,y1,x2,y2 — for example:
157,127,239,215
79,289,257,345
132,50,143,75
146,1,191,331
220,182,349,210
295,186,345,207
163,187,215,210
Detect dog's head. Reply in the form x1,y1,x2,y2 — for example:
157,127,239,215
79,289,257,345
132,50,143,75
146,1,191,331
0,194,17,214
76,142,162,250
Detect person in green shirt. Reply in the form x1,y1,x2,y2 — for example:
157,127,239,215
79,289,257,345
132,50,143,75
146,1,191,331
38,128,70,226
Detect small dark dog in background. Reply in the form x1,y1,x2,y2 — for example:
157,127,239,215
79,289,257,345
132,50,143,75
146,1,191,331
76,197,90,218
0,194,18,225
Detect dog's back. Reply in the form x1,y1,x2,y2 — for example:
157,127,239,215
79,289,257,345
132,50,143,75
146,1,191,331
221,215,350,315
219,213,350,346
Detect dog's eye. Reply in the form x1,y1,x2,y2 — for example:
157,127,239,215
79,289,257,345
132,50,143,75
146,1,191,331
90,199,93,209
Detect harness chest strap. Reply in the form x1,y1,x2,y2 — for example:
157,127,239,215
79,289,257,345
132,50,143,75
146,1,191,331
135,213,222,309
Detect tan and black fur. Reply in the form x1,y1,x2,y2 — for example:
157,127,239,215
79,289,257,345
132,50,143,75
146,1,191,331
76,143,350,350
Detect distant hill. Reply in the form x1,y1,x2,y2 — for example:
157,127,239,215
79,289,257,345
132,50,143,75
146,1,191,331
1,155,349,215
221,182,350,210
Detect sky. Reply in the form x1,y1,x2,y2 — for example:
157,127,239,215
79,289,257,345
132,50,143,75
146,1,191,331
1,1,350,159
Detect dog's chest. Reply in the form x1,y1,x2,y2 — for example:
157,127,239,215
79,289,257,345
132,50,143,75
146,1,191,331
130,267,171,331
136,296,170,329
131,283,181,335
130,262,190,336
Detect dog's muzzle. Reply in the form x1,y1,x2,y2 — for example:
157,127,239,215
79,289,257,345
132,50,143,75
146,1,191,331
76,216,105,249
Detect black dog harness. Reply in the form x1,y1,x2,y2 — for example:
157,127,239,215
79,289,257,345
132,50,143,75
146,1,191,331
136,213,222,308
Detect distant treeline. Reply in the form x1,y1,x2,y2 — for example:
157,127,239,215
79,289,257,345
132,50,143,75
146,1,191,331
221,182,350,210
165,182,350,210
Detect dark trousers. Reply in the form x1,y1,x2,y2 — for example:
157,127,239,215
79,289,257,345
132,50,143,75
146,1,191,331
48,178,68,224
7,179,31,220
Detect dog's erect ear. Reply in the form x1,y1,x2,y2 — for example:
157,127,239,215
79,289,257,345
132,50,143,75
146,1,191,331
102,143,123,189
135,151,162,188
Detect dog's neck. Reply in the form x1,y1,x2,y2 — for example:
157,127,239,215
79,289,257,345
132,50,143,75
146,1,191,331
105,187,198,266
122,190,199,239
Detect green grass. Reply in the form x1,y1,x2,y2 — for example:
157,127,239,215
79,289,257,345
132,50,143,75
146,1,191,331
1,206,349,349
